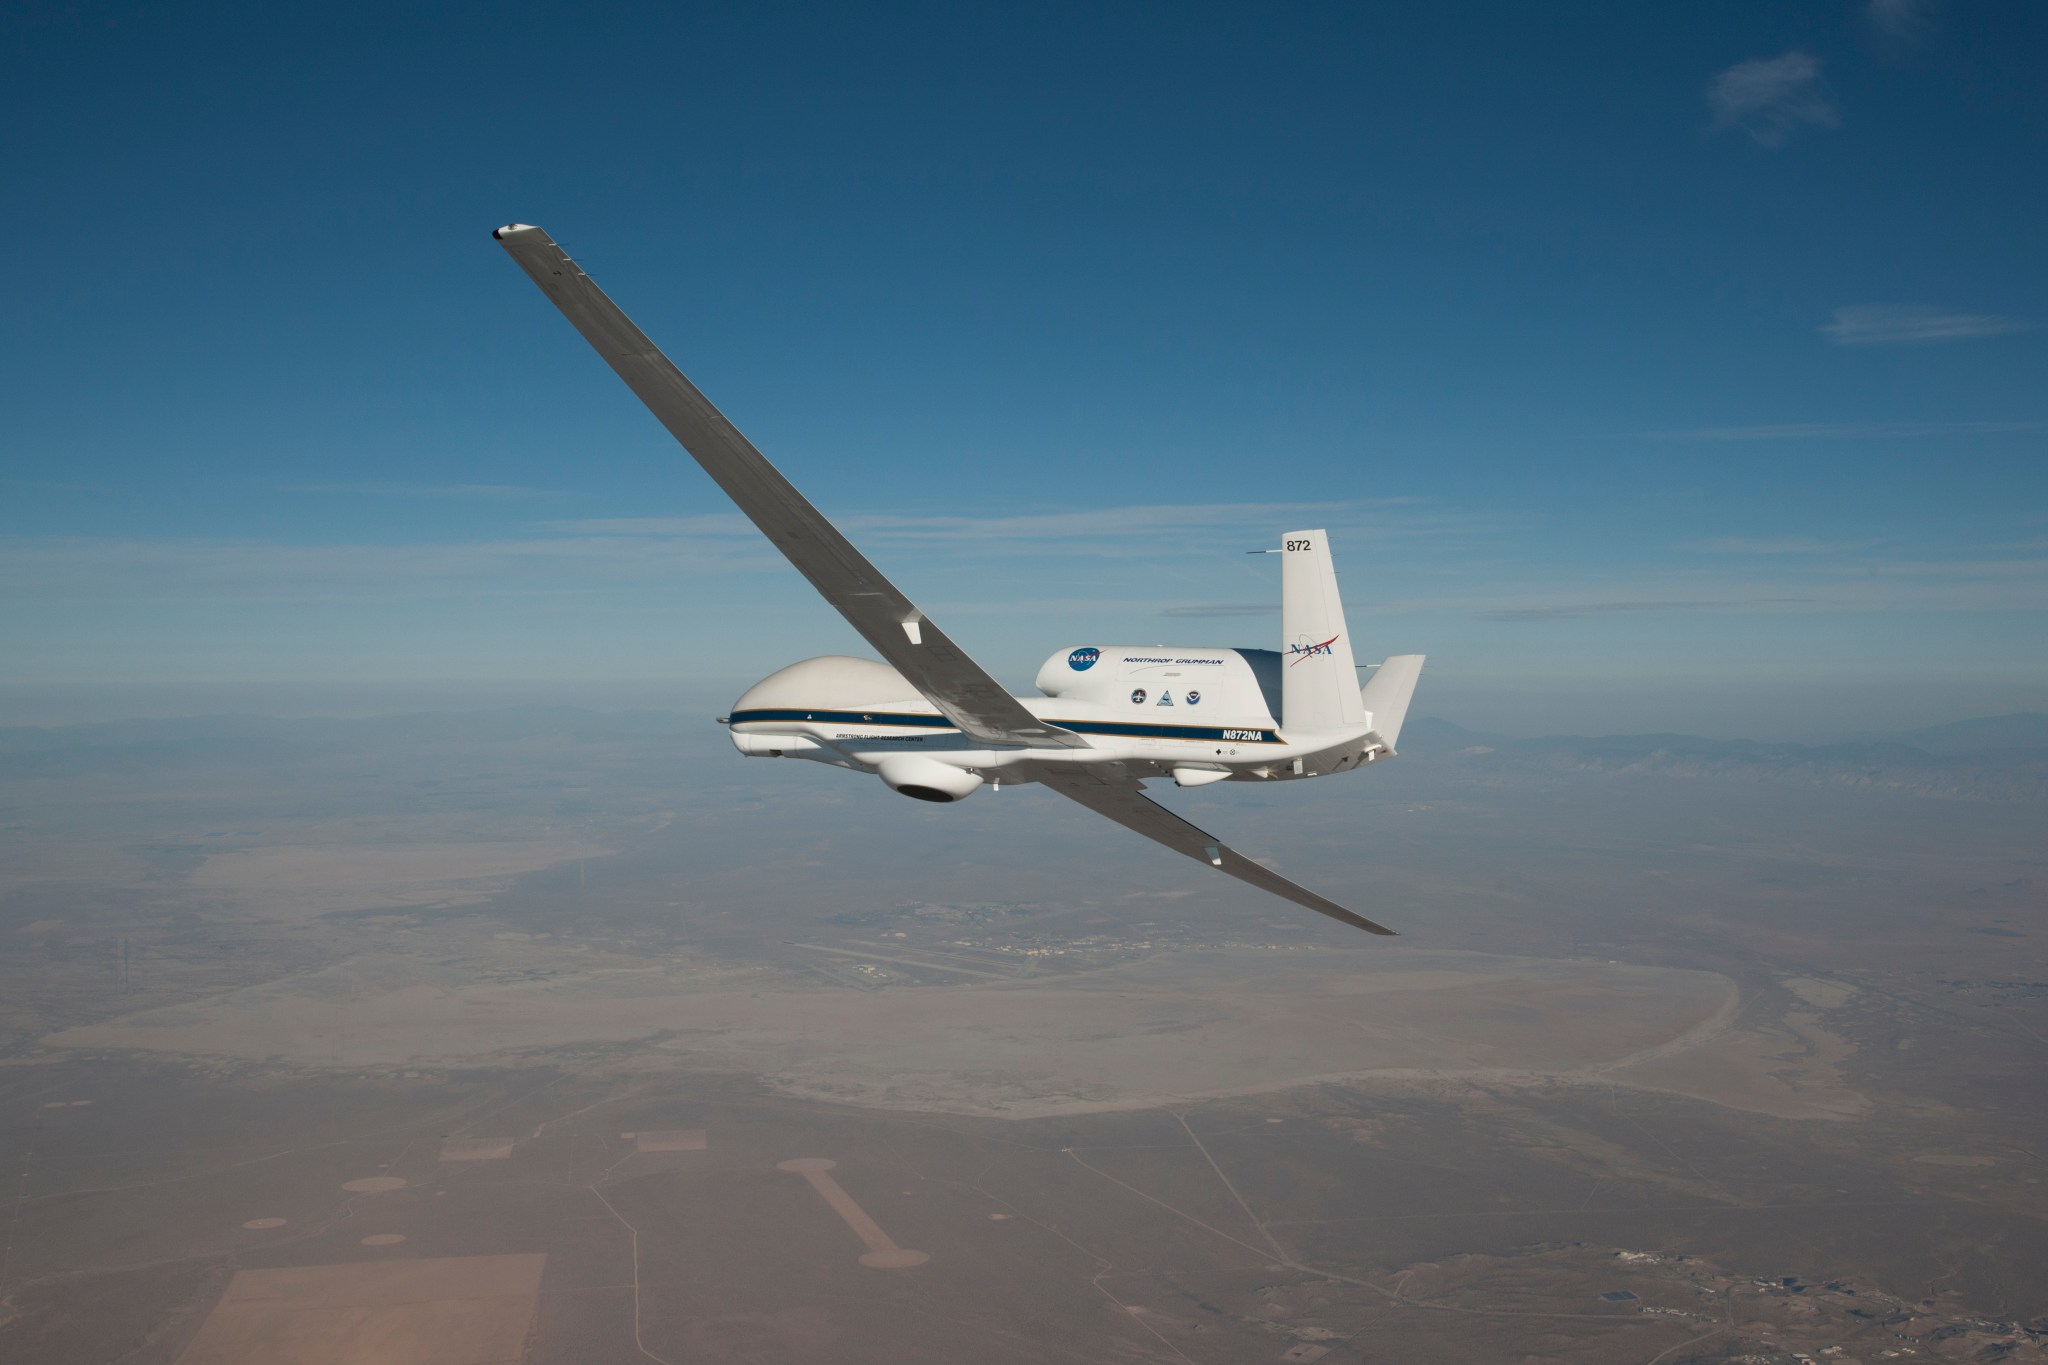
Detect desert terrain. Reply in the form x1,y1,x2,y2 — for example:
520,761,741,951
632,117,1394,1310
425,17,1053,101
1,706,2043,1363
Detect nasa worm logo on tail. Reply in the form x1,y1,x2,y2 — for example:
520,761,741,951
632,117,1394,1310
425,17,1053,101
1287,634,1339,665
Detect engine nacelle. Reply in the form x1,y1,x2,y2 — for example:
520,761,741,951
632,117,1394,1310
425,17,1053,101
876,755,984,803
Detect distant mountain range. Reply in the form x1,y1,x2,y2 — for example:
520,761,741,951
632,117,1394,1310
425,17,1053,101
1400,713,2048,802
1884,712,2048,755
0,706,701,777
2,707,2043,801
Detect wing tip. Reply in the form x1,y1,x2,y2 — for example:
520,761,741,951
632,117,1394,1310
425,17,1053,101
493,222,542,241
1324,903,1397,936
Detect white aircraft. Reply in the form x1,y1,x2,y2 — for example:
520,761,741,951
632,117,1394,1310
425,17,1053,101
495,224,1425,935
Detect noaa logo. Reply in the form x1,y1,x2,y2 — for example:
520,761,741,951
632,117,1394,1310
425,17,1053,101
1185,690,1200,706
1068,647,1100,672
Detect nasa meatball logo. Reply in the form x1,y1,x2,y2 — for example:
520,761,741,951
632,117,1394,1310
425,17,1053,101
1068,647,1100,672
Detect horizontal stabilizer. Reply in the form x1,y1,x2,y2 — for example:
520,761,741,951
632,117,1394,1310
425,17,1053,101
1360,654,1426,750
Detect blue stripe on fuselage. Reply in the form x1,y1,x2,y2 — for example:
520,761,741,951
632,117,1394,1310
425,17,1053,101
726,707,1282,744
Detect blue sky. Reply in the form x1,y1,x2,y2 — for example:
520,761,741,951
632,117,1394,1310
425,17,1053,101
3,0,2043,735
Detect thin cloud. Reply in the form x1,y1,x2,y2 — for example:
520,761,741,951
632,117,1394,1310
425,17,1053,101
1464,554,2048,620
0,498,1495,604
836,503,1351,542
296,481,571,500
1644,420,2047,441
1692,537,1857,555
1845,556,2048,581
13,533,2046,616
1867,0,1934,48
553,500,1460,548
1481,598,1808,623
1822,305,2036,346
1708,52,1839,146
1159,603,1272,618
549,513,755,537
0,534,781,601
1482,600,1711,623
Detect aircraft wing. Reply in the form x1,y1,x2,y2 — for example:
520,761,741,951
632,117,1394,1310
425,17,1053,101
494,224,1087,750
1031,767,1396,935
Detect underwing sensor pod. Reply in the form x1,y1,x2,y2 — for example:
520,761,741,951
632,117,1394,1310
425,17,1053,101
495,224,1425,934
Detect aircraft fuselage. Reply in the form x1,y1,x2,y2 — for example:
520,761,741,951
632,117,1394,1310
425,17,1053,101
725,646,1393,790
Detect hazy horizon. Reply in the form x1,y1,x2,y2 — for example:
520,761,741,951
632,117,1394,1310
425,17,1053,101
2,675,2043,745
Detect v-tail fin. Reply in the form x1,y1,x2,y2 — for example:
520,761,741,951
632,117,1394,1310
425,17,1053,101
1279,529,1366,734
1360,654,1426,750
